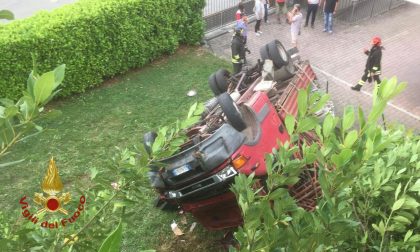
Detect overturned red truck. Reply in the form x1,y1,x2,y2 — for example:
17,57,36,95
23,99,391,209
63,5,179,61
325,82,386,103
144,40,334,230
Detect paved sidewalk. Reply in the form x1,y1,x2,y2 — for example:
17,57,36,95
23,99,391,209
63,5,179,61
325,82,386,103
206,3,420,130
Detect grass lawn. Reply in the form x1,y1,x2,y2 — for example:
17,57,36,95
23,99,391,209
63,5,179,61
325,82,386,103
1,47,231,251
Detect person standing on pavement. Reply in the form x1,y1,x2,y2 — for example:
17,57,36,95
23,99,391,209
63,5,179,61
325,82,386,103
287,4,303,48
264,0,270,23
235,3,245,21
321,0,338,33
351,36,383,91
304,0,319,28
231,27,246,74
254,0,264,36
236,16,249,45
275,0,286,24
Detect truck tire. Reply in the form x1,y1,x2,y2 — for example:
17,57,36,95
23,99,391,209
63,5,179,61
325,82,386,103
273,61,296,81
259,44,270,61
208,73,221,96
267,40,289,69
215,68,230,93
217,93,247,132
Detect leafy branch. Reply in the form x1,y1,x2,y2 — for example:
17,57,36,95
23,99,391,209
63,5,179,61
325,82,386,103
0,64,65,167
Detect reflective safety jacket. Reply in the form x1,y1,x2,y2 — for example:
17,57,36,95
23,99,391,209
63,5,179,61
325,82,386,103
365,45,382,74
231,35,245,64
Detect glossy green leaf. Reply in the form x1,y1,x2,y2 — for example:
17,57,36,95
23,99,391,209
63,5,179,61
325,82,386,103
394,183,402,201
331,153,341,168
393,215,411,225
364,138,373,160
408,234,420,242
187,102,198,118
409,179,420,193
380,76,396,99
342,106,355,131
18,96,36,121
402,196,420,209
378,221,385,236
404,230,413,242
409,154,418,163
390,82,407,100
4,106,19,119
27,71,37,99
297,89,308,117
344,130,358,148
90,167,99,180
285,114,295,135
53,64,66,89
322,114,334,138
0,118,14,145
269,188,288,200
33,70,55,105
368,99,387,123
372,221,385,237
297,117,317,133
98,220,123,252
358,107,366,130
339,148,353,166
392,198,405,211
310,93,330,114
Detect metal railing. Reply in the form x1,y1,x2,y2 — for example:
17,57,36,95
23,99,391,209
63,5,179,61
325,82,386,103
204,0,256,32
336,0,406,22
204,0,240,16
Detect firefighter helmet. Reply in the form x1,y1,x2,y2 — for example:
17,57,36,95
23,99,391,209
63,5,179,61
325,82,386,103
372,36,382,46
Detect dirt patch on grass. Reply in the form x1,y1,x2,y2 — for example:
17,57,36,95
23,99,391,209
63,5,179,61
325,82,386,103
155,211,232,252
194,46,208,57
157,232,226,252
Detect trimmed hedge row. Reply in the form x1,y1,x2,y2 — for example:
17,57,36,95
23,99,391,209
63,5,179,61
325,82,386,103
0,0,205,100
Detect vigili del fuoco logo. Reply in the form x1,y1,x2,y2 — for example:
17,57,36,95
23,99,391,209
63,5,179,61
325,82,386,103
19,158,86,229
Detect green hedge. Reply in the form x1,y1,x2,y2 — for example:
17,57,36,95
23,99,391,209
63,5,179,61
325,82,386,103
0,0,205,100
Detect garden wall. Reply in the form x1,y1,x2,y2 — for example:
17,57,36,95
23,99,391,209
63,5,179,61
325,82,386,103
0,0,205,99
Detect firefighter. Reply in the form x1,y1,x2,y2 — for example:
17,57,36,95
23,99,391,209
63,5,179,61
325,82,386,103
351,36,383,91
231,27,246,74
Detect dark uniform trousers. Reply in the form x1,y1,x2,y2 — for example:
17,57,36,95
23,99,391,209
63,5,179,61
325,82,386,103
231,35,246,74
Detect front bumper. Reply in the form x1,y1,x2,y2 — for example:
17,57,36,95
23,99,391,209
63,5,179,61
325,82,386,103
165,166,237,200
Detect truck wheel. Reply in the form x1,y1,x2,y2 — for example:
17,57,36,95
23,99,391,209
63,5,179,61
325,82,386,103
217,93,247,132
259,44,270,61
215,68,231,93
143,131,157,156
267,40,289,69
208,73,221,96
209,69,231,96
273,61,296,81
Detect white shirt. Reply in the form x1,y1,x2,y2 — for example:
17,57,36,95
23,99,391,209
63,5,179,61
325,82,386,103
254,0,264,20
291,12,303,35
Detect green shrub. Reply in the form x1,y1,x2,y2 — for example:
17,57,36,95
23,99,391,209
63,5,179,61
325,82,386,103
232,78,420,251
0,0,205,100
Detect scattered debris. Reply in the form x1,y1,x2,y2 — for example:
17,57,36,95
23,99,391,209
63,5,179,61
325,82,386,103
187,89,197,97
180,215,187,225
189,222,197,232
171,220,184,236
